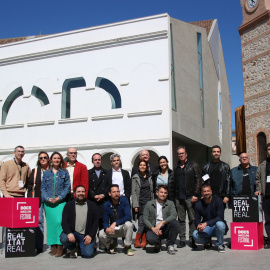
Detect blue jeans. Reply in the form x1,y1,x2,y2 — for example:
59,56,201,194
192,221,225,247
60,232,95,258
35,203,44,250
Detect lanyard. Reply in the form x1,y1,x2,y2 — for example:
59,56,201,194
14,158,22,179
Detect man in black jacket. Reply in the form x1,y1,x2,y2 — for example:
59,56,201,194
193,184,226,253
60,185,99,258
106,154,131,204
202,145,230,206
174,146,202,249
87,153,108,250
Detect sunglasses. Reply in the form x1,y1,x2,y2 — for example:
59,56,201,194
39,156,48,160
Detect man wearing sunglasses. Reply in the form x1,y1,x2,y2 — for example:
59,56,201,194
66,147,88,199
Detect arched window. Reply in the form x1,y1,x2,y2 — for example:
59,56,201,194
95,77,121,109
61,77,86,119
2,87,23,125
257,132,267,165
31,86,49,106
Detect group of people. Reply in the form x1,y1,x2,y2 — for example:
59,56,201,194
0,143,270,258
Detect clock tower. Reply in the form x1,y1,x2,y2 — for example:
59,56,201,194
239,0,270,165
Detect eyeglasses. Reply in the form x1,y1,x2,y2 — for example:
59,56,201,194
240,157,249,160
39,157,48,160
68,152,77,155
177,153,186,156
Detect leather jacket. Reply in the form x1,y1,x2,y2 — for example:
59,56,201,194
173,160,202,198
202,160,231,197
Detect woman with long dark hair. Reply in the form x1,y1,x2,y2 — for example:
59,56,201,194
41,152,70,257
132,160,154,248
153,156,175,201
27,151,50,254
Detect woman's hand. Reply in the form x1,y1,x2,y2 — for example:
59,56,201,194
134,208,139,213
49,197,60,203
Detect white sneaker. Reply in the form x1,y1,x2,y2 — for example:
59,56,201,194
167,245,176,255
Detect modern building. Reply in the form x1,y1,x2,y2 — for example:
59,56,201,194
239,0,270,165
0,13,231,171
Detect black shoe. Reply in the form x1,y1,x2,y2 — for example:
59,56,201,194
177,241,186,248
204,239,212,250
189,239,197,249
154,243,161,253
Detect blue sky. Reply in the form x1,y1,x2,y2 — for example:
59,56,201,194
1,0,244,129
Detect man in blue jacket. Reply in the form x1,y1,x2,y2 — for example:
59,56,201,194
99,184,134,256
231,153,257,195
193,184,227,253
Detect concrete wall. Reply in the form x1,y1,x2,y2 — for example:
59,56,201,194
170,17,231,165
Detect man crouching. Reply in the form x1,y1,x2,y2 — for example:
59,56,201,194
60,185,99,258
99,184,134,256
143,185,179,254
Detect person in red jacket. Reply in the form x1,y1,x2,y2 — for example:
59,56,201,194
66,147,88,199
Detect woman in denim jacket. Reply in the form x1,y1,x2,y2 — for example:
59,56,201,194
41,152,70,257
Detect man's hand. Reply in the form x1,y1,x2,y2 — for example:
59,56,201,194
4,194,14,198
83,235,92,245
151,222,165,236
223,197,229,204
197,222,207,232
106,222,117,234
67,233,76,243
94,194,105,201
255,191,261,195
191,196,198,203
134,208,139,213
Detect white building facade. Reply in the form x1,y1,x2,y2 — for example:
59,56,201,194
0,14,231,171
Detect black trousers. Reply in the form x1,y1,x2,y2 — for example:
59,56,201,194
146,220,179,246
263,196,270,240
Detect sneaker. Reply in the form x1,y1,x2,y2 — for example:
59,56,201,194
177,241,186,248
204,239,212,250
125,246,134,256
167,245,176,255
99,243,106,251
218,245,225,253
70,249,77,258
108,238,118,254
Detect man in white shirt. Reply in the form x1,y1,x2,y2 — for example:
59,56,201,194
106,154,131,204
143,185,179,254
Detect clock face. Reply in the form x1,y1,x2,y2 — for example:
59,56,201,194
246,0,259,12
248,0,258,8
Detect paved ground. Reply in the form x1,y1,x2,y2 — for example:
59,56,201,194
0,209,269,270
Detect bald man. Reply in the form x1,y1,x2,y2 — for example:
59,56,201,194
131,150,158,177
66,147,88,198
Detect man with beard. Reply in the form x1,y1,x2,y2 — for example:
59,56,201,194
99,184,134,256
143,185,178,254
202,145,230,206
192,184,226,253
60,185,99,258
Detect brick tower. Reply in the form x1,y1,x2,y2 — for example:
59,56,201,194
239,0,270,165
